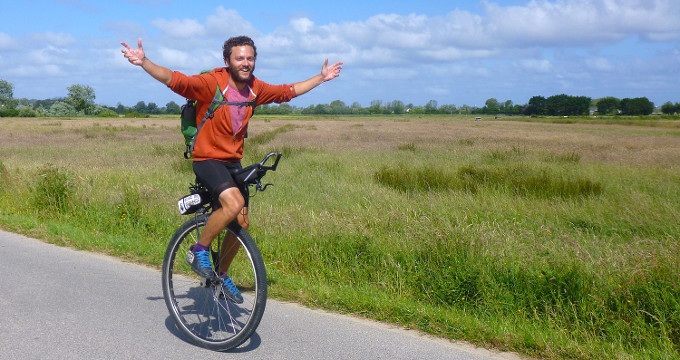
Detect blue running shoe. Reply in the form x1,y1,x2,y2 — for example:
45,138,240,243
186,246,215,278
221,276,244,304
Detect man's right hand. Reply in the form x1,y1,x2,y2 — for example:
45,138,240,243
120,38,173,85
121,38,146,66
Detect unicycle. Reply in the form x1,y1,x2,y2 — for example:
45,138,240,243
162,152,281,350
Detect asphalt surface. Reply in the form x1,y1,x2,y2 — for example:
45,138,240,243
0,229,524,360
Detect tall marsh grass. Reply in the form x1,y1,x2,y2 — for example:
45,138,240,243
31,165,74,212
1,117,679,359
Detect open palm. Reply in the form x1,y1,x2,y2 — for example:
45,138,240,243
120,38,146,66
321,59,343,82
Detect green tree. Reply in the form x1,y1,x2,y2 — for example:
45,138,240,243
382,101,393,114
459,104,472,114
546,94,570,116
350,102,362,114
115,102,128,114
621,97,654,115
439,104,456,114
661,101,679,115
315,103,331,114
546,94,591,116
596,97,620,115
484,98,500,114
424,100,438,114
134,101,147,114
391,100,405,114
573,96,592,116
49,101,79,117
146,102,159,114
524,96,547,115
165,101,181,114
330,100,348,114
369,100,382,114
0,79,14,107
276,103,293,115
66,84,95,114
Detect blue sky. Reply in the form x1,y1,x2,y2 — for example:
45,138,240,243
1,0,679,109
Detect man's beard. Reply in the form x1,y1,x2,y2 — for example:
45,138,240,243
228,63,254,84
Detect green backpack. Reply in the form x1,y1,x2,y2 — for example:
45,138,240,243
180,70,256,159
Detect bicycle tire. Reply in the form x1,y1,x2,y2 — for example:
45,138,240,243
162,214,267,351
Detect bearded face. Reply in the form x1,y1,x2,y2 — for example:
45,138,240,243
226,45,256,84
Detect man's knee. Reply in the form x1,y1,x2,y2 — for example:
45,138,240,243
218,187,245,215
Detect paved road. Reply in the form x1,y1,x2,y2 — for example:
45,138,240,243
0,229,523,360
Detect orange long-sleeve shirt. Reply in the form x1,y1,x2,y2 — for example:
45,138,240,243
169,67,296,162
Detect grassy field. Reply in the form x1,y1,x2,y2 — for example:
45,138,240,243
1,115,679,359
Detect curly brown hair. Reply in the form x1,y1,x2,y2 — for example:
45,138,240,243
222,36,257,62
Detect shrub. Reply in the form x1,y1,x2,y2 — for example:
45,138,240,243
17,107,37,117
0,108,19,117
124,111,149,118
375,164,603,198
31,165,74,212
374,166,457,192
48,101,80,117
97,109,119,117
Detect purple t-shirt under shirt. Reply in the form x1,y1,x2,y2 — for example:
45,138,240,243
226,85,250,135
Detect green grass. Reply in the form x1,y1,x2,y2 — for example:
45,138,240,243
1,116,679,359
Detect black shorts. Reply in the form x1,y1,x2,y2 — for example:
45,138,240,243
192,160,249,209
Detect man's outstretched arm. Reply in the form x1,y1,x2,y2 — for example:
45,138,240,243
121,38,173,86
293,59,343,97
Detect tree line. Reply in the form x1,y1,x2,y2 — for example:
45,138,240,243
0,81,182,118
1,79,677,118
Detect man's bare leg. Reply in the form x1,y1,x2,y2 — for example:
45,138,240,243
197,187,244,248
219,207,249,274
188,187,244,279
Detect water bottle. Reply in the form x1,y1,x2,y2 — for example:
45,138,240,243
178,193,203,215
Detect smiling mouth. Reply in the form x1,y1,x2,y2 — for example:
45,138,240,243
231,66,252,82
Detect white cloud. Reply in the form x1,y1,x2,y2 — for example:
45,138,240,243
642,31,680,42
29,32,77,47
103,21,148,40
360,68,419,80
0,33,17,50
429,10,490,48
427,86,452,97
431,64,491,77
205,6,259,37
252,0,679,71
420,48,498,62
357,13,432,49
28,46,70,65
290,17,315,33
482,0,680,46
517,59,554,73
585,57,614,71
7,64,64,78
151,18,205,39
156,47,195,68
